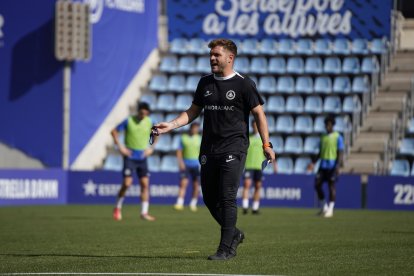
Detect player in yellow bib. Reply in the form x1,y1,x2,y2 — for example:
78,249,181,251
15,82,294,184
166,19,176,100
242,121,277,215
110,102,157,221
174,122,201,211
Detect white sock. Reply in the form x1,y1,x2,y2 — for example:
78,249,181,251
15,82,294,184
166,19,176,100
328,201,335,212
252,200,260,211
116,197,125,209
141,201,149,215
242,198,249,209
176,197,184,206
190,198,197,207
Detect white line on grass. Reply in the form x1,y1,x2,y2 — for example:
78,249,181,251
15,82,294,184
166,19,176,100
0,273,282,276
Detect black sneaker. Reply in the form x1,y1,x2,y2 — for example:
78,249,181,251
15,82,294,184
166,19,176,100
252,209,260,215
207,248,233,261
229,229,245,255
242,208,248,215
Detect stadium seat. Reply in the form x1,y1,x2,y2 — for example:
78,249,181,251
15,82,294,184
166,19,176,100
188,38,208,55
296,39,313,55
351,38,369,55
342,95,361,113
390,159,410,176
314,76,332,94
275,115,294,134
277,157,294,174
267,115,276,133
149,74,168,92
160,155,179,172
304,136,320,154
305,57,323,74
407,117,414,135
266,95,285,113
277,76,295,94
250,57,268,74
286,95,304,113
249,75,258,85
170,38,188,55
160,55,178,73
175,94,192,111
284,136,303,154
370,38,388,54
185,74,201,93
148,155,161,172
286,57,305,74
270,135,284,154
352,76,370,93
314,38,332,55
304,95,323,114
259,38,277,55
294,115,313,134
323,95,342,114
295,76,313,94
178,56,196,73
268,57,286,74
399,138,414,156
171,134,182,151
333,76,351,94
294,157,313,174
154,134,172,152
167,74,186,93
196,56,211,74
150,112,164,124
241,38,259,55
278,39,295,55
103,154,123,171
156,94,175,111
334,115,351,133
234,56,250,74
361,56,380,74
258,76,277,94
140,94,157,110
323,57,342,74
313,116,326,133
332,38,351,55
342,56,361,74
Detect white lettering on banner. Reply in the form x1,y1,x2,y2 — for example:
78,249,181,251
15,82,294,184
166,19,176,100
82,181,179,197
83,0,145,24
202,0,352,38
394,184,414,205
266,187,301,200
0,14,4,47
0,178,58,199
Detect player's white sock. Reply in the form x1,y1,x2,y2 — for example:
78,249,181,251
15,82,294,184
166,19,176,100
141,201,149,215
328,201,335,212
190,198,197,207
252,200,260,211
242,198,249,209
116,197,125,209
176,197,184,206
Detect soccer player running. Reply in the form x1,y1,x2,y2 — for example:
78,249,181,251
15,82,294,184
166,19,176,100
111,102,157,221
174,122,201,212
242,120,277,215
311,115,344,218
154,39,275,260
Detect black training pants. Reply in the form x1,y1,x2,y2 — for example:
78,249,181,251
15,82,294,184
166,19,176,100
200,152,246,249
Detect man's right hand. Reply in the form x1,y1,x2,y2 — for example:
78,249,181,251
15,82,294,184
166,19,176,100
154,122,174,135
119,146,132,157
179,163,186,171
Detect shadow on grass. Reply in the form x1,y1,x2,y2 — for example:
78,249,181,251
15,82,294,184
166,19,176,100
0,253,202,260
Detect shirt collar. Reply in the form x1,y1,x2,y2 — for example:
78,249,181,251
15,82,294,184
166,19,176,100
213,71,236,81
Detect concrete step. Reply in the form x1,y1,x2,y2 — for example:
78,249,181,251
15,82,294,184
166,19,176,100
347,153,381,162
385,72,414,81
389,62,414,72
403,20,414,29
351,139,387,153
342,160,379,174
361,116,397,132
381,79,412,91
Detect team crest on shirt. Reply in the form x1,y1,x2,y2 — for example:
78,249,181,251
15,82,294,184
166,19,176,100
200,155,207,165
226,90,236,100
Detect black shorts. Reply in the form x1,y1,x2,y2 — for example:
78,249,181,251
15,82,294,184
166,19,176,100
316,168,337,183
243,169,263,182
122,157,149,178
180,166,200,181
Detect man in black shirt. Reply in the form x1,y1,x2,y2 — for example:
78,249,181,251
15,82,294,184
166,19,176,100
155,39,275,260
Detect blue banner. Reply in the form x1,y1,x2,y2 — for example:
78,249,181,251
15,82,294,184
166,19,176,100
367,176,414,210
167,0,393,40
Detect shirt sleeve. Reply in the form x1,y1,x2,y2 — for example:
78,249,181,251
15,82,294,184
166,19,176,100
243,78,265,110
337,135,344,151
116,119,128,132
192,78,205,108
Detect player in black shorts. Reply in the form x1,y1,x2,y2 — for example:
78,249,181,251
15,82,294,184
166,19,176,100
155,39,275,260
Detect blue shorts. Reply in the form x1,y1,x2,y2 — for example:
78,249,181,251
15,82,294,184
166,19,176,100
180,166,200,181
122,157,149,178
243,169,263,182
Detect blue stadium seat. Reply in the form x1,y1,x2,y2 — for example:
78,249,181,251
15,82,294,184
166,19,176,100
305,57,323,74
304,95,323,114
154,134,172,152
268,57,286,74
334,115,351,133
295,76,313,94
188,38,208,55
287,57,305,74
277,157,294,174
351,38,369,55
361,56,380,74
323,95,342,114
258,76,277,94
296,39,313,55
196,56,211,74
150,112,164,124
399,138,414,155
167,74,186,93
390,159,410,176
140,94,157,110
314,76,332,94
342,57,360,74
286,95,304,113
156,94,175,111
250,57,268,74
313,116,326,133
241,38,259,55
234,57,250,74
259,38,277,55
160,55,178,73
185,75,201,93
342,95,361,113
278,39,295,55
270,135,284,154
332,38,351,55
333,76,351,94
277,76,295,94
284,136,303,154
171,135,181,151
170,38,188,55
267,95,285,113
160,155,179,172
352,76,370,93
314,38,332,55
323,57,342,74
103,154,123,171
294,157,313,174
178,56,196,73
370,38,388,54
276,115,294,134
407,117,414,135
148,155,161,172
304,136,320,154
294,115,313,134
175,94,192,111
267,115,276,133
149,74,168,92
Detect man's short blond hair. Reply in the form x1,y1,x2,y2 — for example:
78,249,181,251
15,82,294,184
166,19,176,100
208,39,237,56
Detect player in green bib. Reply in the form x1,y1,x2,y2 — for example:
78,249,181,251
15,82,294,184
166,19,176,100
242,121,277,215
174,122,201,211
110,102,158,221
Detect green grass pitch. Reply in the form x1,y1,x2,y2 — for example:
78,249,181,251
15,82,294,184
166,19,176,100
0,205,413,275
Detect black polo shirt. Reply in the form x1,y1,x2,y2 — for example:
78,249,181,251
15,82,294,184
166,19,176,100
193,72,264,155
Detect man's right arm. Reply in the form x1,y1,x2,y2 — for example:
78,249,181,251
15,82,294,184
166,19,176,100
155,104,202,134
110,125,131,157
